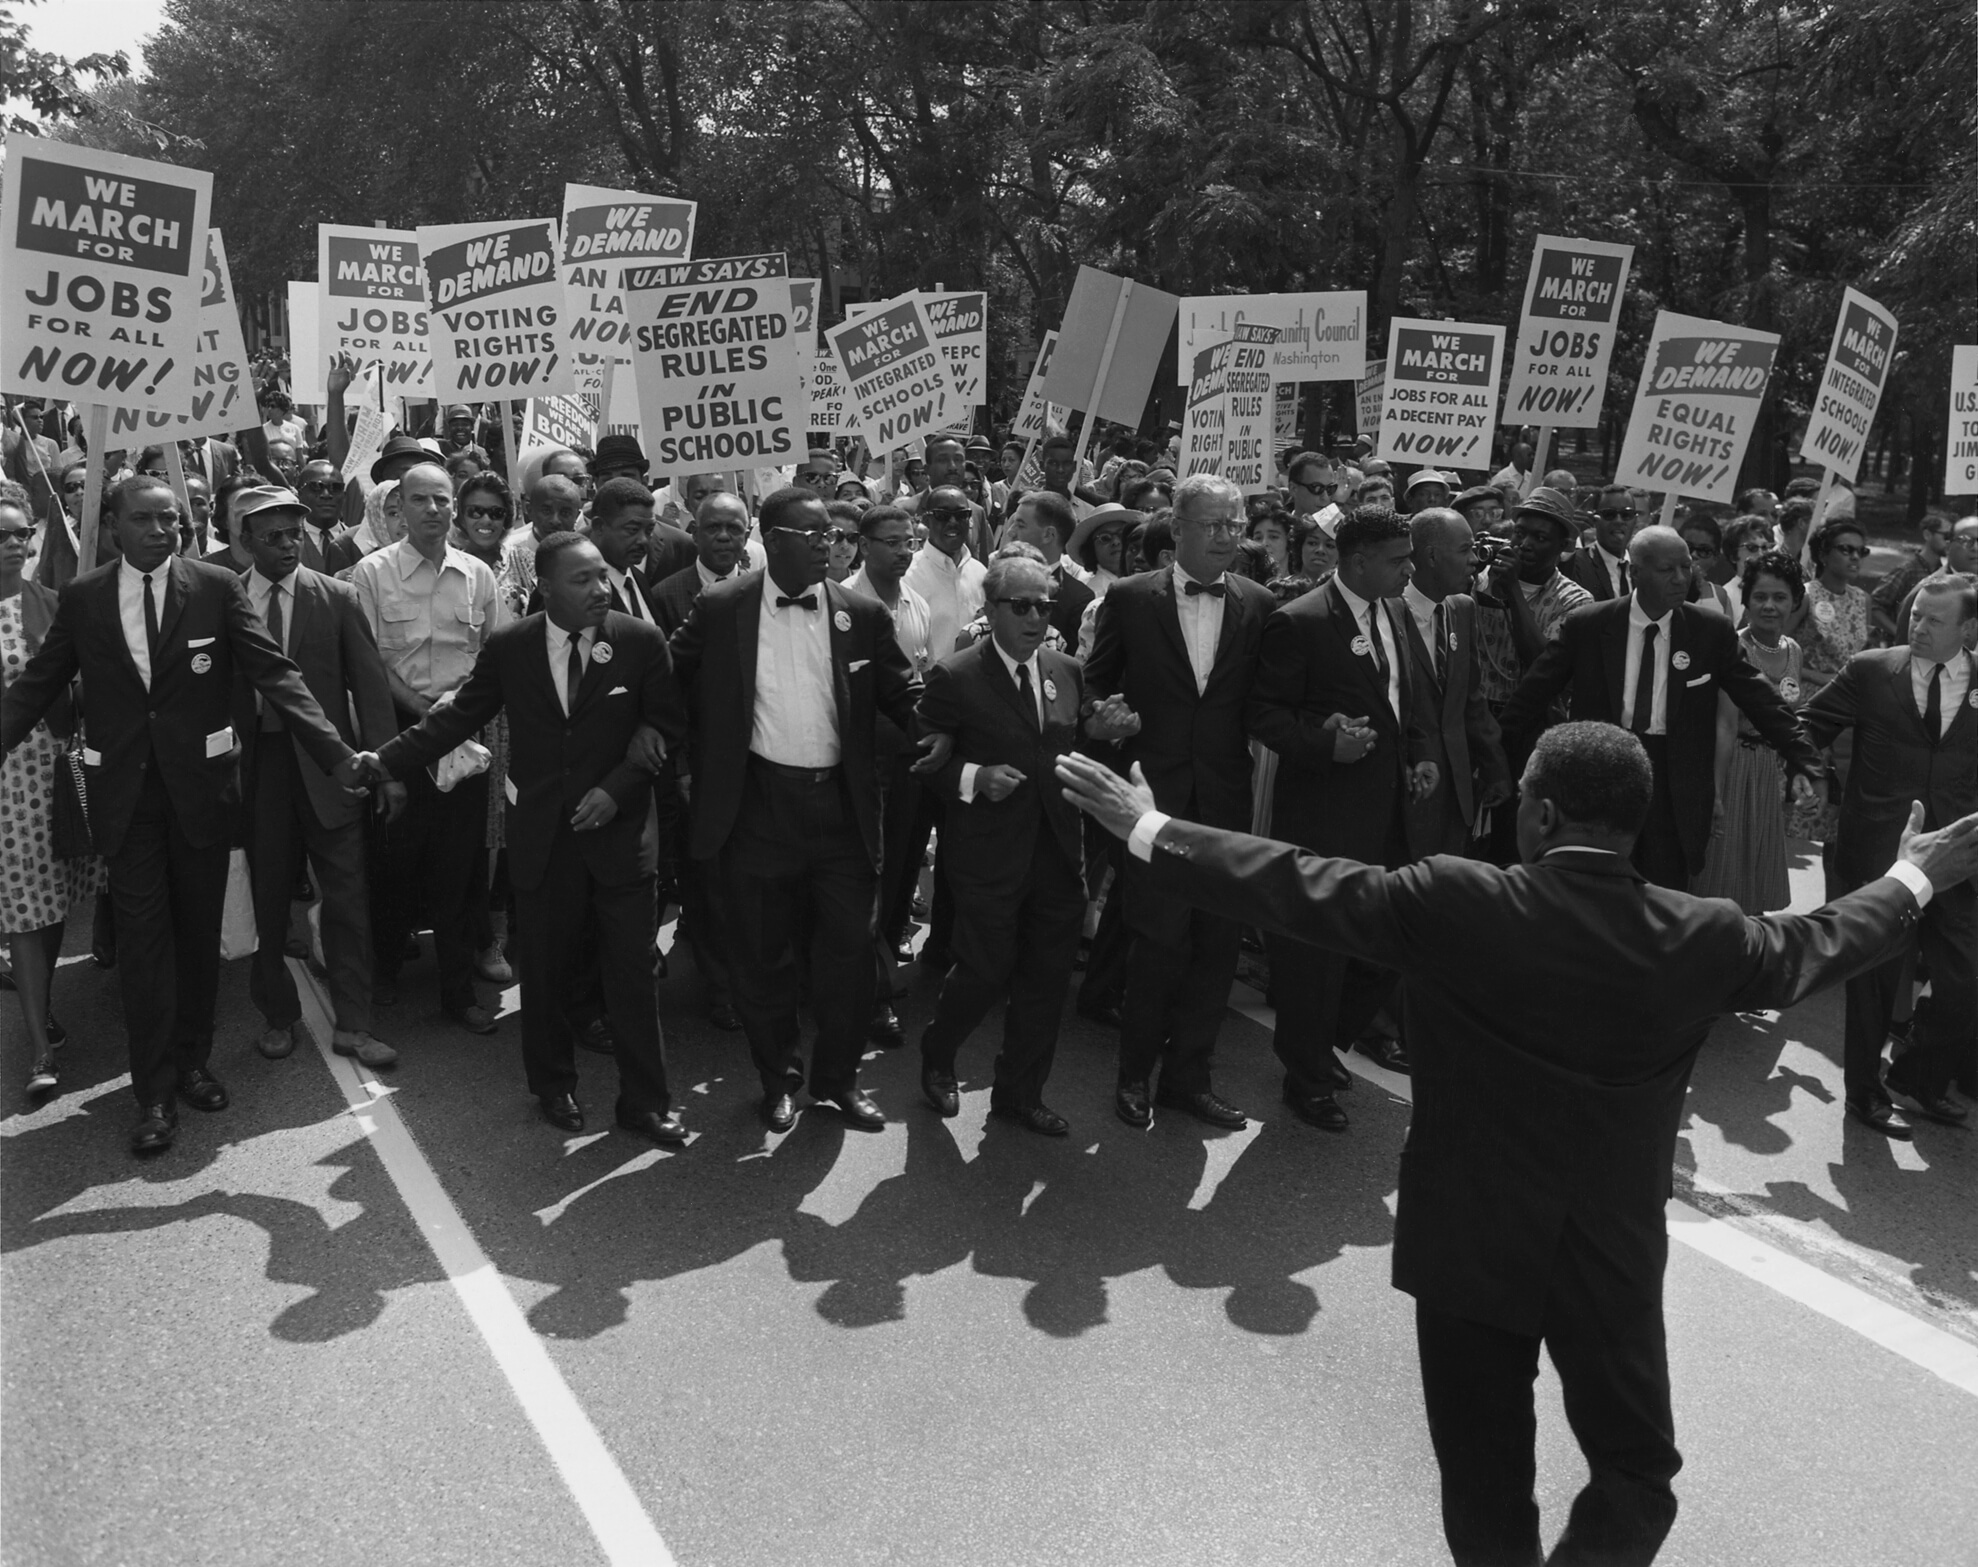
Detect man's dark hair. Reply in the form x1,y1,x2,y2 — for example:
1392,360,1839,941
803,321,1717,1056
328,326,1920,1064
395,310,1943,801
1739,549,1806,607
859,503,911,539
590,475,653,524
1121,475,1171,512
1334,503,1408,560
925,434,965,457
258,387,294,415
1139,513,1175,564
1040,434,1075,457
1287,449,1331,487
534,529,592,582
109,473,175,517
1679,512,1723,550
1735,487,1774,513
825,500,864,529
1017,487,1076,544
1776,497,1815,534
1781,477,1822,500
1524,722,1654,837
759,484,822,536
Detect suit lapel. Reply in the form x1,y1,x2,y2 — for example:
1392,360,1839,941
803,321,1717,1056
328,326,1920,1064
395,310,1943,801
571,614,619,717
1208,577,1242,678
155,555,191,657
737,576,763,712
1156,567,1192,680
1601,603,1629,724
824,581,851,740
1327,581,1389,713
1888,653,1923,741
95,566,144,688
1398,602,1449,715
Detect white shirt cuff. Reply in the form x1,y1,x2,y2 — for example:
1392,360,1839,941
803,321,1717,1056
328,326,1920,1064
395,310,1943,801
959,762,979,803
1885,858,1934,909
1127,810,1172,862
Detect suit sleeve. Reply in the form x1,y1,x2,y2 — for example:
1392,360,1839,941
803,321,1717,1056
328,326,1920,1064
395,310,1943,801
1403,630,1435,768
603,635,688,815
1716,620,1821,775
913,658,969,801
668,592,707,693
868,603,922,736
1498,615,1578,743
1460,607,1510,788
336,582,398,749
375,637,507,777
229,575,353,775
1084,590,1124,700
1722,878,1919,1014
0,584,80,754
1244,612,1338,768
1798,652,1864,752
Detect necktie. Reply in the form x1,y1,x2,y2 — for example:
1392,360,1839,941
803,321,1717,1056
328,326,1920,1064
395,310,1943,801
1431,601,1446,684
1616,559,1631,596
143,571,160,664
1015,661,1040,731
777,593,817,610
266,581,285,652
1631,623,1658,733
565,634,586,714
1924,663,1942,742
614,576,647,621
1365,605,1391,697
1184,579,1226,598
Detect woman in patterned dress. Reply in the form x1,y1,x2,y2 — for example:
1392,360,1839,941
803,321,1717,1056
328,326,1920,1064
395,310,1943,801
1786,521,1873,844
0,497,106,1095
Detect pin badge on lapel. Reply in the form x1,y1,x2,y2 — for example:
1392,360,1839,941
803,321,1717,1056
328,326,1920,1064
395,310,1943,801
190,653,212,674
1780,677,1800,703
1671,651,1690,671
592,643,613,664
1350,635,1372,657
1043,677,1058,701
1968,690,1978,710
834,610,851,632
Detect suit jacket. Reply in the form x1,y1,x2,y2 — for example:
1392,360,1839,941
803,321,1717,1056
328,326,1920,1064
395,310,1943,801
1500,598,1820,869
1803,647,1978,887
915,641,1084,895
643,522,695,585
0,556,351,857
1397,592,1509,855
1140,819,1921,1332
668,572,920,867
1560,547,1624,602
376,612,686,891
229,566,396,830
1084,565,1274,832
650,563,711,640
1245,578,1435,864
1046,565,1095,653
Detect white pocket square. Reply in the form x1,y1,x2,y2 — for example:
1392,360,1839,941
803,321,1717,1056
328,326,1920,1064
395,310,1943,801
1685,673,1712,687
188,636,215,648
608,685,628,695
848,659,870,672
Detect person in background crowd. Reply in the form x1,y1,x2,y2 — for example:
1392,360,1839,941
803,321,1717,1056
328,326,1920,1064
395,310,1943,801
1562,482,1640,601
824,501,864,582
3,396,60,520
1736,488,1779,523
1002,489,1093,649
1029,435,1093,527
1870,511,1952,644
437,405,489,467
1488,434,1536,499
330,478,404,580
651,492,749,639
451,473,512,574
450,470,520,984
205,474,262,570
179,474,214,558
1894,515,1978,638
1786,520,1874,848
1357,473,1395,511
291,460,346,573
1120,472,1173,517
1693,552,1806,914
1775,496,1815,573
1248,505,1293,578
262,436,304,491
1400,469,1453,514
259,387,307,450
499,471,586,612
966,437,1007,515
1680,513,1734,617
591,434,651,488
1452,485,1504,536
900,436,993,557
1285,451,1338,521
835,476,873,505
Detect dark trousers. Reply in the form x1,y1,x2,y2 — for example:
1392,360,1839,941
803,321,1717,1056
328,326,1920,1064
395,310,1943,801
512,838,670,1113
885,779,953,951
1270,939,1396,1095
1414,1251,1681,1566
1843,878,1977,1101
1077,834,1130,1012
1118,902,1241,1095
676,828,735,1010
921,834,1085,1108
245,732,372,1034
370,761,488,1013
719,760,877,1098
110,768,227,1107
1631,737,1689,891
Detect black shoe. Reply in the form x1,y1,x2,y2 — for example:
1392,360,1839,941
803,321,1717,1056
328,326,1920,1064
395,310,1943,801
990,1101,1069,1137
131,1102,178,1154
1886,1074,1969,1127
1281,1086,1350,1131
92,939,116,970
762,1091,797,1132
1077,1000,1123,1029
1115,1080,1153,1129
653,946,669,981
575,1018,616,1056
1154,1084,1247,1130
447,1003,499,1036
918,944,954,975
922,1069,960,1118
1844,1096,1912,1140
539,1093,584,1133
868,1006,905,1048
1326,1056,1352,1091
616,1107,688,1146
176,1067,229,1112
708,1001,741,1032
1354,1034,1410,1074
815,1088,886,1130
45,1012,66,1047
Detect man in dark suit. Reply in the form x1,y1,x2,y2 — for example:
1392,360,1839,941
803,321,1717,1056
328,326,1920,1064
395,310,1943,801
1085,471,1275,1130
0,475,357,1155
914,554,1139,1134
294,460,347,573
1003,489,1094,650
1805,576,1978,1137
1400,507,1512,855
650,491,749,639
348,532,690,1144
1248,504,1440,1123
1059,724,1977,1567
668,487,928,1132
229,486,404,1069
1501,526,1823,889
1559,482,1639,601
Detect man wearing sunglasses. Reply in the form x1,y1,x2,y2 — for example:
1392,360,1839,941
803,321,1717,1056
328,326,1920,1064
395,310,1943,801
1562,483,1641,601
1285,451,1338,522
292,459,348,573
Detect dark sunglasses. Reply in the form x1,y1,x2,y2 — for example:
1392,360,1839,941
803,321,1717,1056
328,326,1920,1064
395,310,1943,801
0,526,35,540
255,525,303,544
995,597,1058,617
926,507,972,523
1595,507,1638,521
301,480,342,494
1829,543,1871,559
462,504,508,521
827,528,859,545
768,524,829,544
62,479,88,493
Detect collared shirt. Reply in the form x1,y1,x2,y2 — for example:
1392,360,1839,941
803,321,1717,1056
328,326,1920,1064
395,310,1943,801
246,567,293,654
903,542,986,661
605,563,653,625
1475,570,1593,706
751,583,839,767
1170,561,1227,696
351,537,498,700
1621,595,1675,734
1911,653,1973,740
117,555,170,688
959,639,1046,803
1402,580,1443,667
544,619,595,716
1331,574,1401,718
843,566,932,672
1594,546,1628,598
694,558,734,594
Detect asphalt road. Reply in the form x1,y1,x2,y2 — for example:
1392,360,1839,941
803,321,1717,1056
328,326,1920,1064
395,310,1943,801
4,845,1975,1567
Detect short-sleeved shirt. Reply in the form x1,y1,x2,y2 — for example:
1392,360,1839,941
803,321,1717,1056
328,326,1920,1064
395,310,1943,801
350,537,499,700
1475,570,1593,707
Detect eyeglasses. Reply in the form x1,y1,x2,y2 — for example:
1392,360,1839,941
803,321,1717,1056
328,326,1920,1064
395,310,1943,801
1595,507,1638,521
926,507,971,524
463,504,508,521
0,526,35,540
995,597,1058,617
1829,543,1871,559
1190,520,1245,538
255,525,303,544
62,480,88,493
868,533,921,551
768,524,830,544
798,471,835,484
1291,473,1333,490
826,529,858,545
301,480,342,494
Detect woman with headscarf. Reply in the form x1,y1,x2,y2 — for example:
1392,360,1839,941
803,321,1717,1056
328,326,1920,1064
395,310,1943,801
329,479,403,580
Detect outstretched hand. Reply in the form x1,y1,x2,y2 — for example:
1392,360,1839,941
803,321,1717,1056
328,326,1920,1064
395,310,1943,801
1899,802,1978,890
1055,753,1156,841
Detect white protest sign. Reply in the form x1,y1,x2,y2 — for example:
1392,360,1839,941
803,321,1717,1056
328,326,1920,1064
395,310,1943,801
1179,339,1232,476
622,252,801,470
1798,287,1898,483
808,345,854,434
522,392,597,455
1356,363,1385,435
340,404,386,482
1274,381,1298,446
1613,310,1780,503
103,227,252,445
1224,323,1278,493
923,290,987,409
1502,235,1634,428
1,134,212,415
1178,291,1366,386
1377,319,1507,469
419,218,573,398
318,224,433,397
1946,346,1978,496
559,183,696,358
286,281,323,403
1013,331,1066,440
788,277,819,433
826,291,961,456
1044,266,1178,427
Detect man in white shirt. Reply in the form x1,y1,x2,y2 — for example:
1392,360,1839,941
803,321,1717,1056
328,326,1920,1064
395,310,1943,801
902,484,987,662
1562,484,1641,601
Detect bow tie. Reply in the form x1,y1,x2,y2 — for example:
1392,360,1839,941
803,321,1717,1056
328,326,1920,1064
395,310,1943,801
1183,580,1226,598
776,593,818,611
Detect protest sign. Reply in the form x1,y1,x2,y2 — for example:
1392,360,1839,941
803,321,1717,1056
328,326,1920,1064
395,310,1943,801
1012,331,1068,441
825,291,961,456
103,227,252,445
287,281,324,403
340,404,386,483
1501,235,1634,427
1044,266,1179,430
788,277,819,433
1356,363,1385,436
923,290,987,411
1947,346,1978,496
1613,310,1780,504
559,183,696,357
318,224,433,397
1376,319,1507,469
622,251,801,468
1,135,212,416
808,344,854,434
1223,323,1278,493
1274,381,1298,449
1798,287,1898,483
522,392,597,455
418,218,573,398
1179,339,1232,476
1179,291,1365,389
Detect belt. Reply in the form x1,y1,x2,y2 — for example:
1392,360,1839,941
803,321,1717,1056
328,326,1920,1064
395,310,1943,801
748,754,839,786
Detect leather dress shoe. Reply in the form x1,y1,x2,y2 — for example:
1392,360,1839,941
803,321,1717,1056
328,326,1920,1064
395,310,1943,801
176,1068,229,1112
816,1088,886,1130
475,944,515,985
990,1101,1069,1137
1355,1034,1410,1074
1326,1056,1353,1091
448,1003,499,1036
1844,1096,1911,1140
131,1102,178,1154
575,1017,616,1055
1885,1074,1968,1127
539,1093,584,1133
1077,1000,1123,1029
868,1005,905,1048
1282,1087,1350,1131
1155,1084,1247,1130
1115,1080,1153,1129
708,1001,741,1032
333,1030,398,1068
617,1107,688,1146
762,1091,797,1132
258,1025,296,1060
922,1069,960,1118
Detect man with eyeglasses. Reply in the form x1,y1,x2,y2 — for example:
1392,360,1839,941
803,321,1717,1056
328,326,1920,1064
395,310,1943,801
291,459,347,573
902,435,995,558
1284,450,1337,522
1562,483,1642,601
1003,490,1094,648
795,448,840,496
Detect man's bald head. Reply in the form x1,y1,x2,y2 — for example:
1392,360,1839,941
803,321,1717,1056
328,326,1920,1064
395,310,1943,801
1628,525,1693,616
1407,506,1475,599
696,491,750,531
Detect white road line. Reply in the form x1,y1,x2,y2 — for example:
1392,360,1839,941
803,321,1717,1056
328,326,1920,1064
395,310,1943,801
291,962,676,1566
1224,979,1978,1399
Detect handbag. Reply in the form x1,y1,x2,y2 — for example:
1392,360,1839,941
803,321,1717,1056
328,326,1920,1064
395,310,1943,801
50,734,94,860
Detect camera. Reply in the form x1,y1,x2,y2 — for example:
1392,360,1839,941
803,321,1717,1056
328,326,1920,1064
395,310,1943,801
1472,534,1516,568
